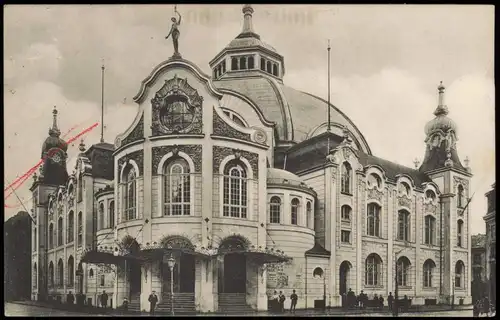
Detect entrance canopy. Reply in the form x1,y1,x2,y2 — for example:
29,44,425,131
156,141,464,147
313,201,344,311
80,247,144,265
139,236,215,261
216,245,292,264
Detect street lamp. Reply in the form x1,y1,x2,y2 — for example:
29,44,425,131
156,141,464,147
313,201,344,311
166,254,176,316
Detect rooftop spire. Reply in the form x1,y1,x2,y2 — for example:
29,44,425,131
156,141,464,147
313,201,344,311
237,5,260,40
434,81,449,116
49,106,61,137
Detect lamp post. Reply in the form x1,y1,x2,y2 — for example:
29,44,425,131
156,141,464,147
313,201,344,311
166,254,176,316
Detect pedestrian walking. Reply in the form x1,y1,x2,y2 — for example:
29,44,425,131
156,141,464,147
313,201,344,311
272,290,279,313
388,292,394,311
347,288,355,309
100,290,108,309
378,295,384,310
279,291,286,313
148,290,158,315
290,289,298,313
67,291,75,305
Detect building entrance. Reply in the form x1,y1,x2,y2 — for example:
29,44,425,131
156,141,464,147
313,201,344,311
162,254,195,293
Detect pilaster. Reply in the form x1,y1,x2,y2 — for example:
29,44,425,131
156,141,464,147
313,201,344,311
387,187,395,294
415,195,421,297
329,166,336,306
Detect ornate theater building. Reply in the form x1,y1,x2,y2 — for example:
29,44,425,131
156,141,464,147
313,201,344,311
30,5,473,313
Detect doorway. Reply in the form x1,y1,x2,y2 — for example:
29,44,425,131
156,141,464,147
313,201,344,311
129,261,142,294
162,254,195,293
223,254,247,293
339,261,351,295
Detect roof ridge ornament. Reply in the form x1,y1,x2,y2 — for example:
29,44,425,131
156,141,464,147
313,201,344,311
237,4,261,40
49,106,61,137
434,81,449,117
165,5,182,59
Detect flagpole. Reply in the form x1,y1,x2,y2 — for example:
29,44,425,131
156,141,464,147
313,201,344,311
327,39,331,133
100,60,105,143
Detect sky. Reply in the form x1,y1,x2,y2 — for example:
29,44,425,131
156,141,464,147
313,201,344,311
4,5,495,234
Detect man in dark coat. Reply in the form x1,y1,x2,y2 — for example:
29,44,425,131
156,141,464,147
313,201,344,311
290,290,298,313
148,291,158,315
278,291,286,313
347,288,355,309
387,292,394,311
67,291,75,305
100,290,108,309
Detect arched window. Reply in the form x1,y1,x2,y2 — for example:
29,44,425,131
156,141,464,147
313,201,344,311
260,58,266,71
341,162,352,194
48,262,54,287
266,61,272,73
313,267,324,278
239,56,247,70
424,215,435,245
222,109,247,127
367,203,381,237
457,220,464,247
77,212,83,247
368,173,382,189
77,176,83,202
57,259,64,287
397,210,410,241
269,196,281,224
365,253,383,286
163,158,191,216
248,56,255,69
123,166,137,221
455,260,465,287
399,182,411,197
108,201,115,229
457,185,464,208
397,256,411,286
291,198,299,225
306,201,313,228
89,268,94,278
425,190,436,201
57,217,63,246
423,259,436,288
33,227,37,250
98,202,105,230
223,159,248,218
67,256,74,287
272,64,278,76
221,61,226,73
49,223,54,249
231,57,238,70
341,205,351,221
33,263,37,288
67,211,74,243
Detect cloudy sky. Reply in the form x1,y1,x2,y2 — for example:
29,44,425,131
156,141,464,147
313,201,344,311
4,5,494,234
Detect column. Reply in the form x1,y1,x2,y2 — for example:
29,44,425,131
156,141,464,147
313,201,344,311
141,262,152,312
257,153,268,311
328,166,336,306
415,195,422,299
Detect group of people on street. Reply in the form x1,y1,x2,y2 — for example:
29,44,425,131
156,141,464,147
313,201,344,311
269,289,298,313
341,288,408,312
473,296,495,317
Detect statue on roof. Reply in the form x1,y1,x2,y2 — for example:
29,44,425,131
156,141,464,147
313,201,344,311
165,5,182,59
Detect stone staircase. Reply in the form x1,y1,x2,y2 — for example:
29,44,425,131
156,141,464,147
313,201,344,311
156,293,196,314
218,293,255,314
128,293,141,312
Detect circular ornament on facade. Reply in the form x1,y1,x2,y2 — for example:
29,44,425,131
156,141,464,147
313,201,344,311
160,96,196,132
115,137,122,148
253,128,267,144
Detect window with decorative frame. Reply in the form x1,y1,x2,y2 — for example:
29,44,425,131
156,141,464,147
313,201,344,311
399,182,411,197
397,210,410,241
48,262,54,287
100,274,105,287
457,185,464,208
424,215,435,245
306,201,313,228
108,201,115,229
67,256,74,287
269,196,281,224
98,202,105,230
57,217,63,247
77,212,83,247
122,165,137,221
163,158,191,216
341,162,352,194
425,190,436,201
341,230,351,243
222,109,247,127
291,198,300,225
455,260,465,288
341,205,352,221
367,203,381,237
67,211,74,243
49,223,54,249
365,253,383,286
457,219,464,247
77,175,83,202
397,256,411,287
57,259,64,287
223,159,248,218
423,259,435,288
368,173,382,189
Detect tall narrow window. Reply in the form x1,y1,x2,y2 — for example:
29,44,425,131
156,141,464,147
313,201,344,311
423,259,436,288
455,260,465,287
306,201,312,229
33,227,37,251
49,223,54,249
67,211,74,243
33,263,37,289
399,182,411,197
77,212,83,247
100,274,105,286
397,210,410,241
98,202,105,230
163,158,191,216
260,58,265,71
108,201,115,229
425,190,436,201
272,64,278,76
291,198,299,225
367,203,381,237
231,57,238,70
457,220,464,247
341,205,352,221
341,162,352,194
57,217,63,246
266,61,272,74
457,185,464,208
397,256,411,286
48,262,54,287
368,173,382,189
223,160,248,218
67,256,74,287
239,56,247,70
123,166,137,221
57,259,64,287
77,176,83,202
222,61,226,73
269,196,281,224
248,56,254,69
365,253,383,286
424,215,435,245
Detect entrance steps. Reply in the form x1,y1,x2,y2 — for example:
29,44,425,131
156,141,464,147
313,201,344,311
157,293,196,314
128,293,141,312
218,293,255,314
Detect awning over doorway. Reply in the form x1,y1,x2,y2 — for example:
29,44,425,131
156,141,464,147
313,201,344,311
139,243,214,261
80,248,144,265
215,246,292,264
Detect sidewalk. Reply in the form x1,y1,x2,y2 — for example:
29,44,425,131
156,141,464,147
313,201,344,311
9,300,473,316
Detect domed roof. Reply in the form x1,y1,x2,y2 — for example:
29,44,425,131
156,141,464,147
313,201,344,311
225,37,278,54
267,167,303,183
41,107,68,157
424,111,458,136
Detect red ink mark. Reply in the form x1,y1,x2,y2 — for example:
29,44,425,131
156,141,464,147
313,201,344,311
4,123,99,206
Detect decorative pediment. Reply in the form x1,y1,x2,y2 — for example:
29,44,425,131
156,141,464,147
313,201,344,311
367,187,384,202
117,150,144,178
151,144,202,173
120,114,144,147
398,196,412,208
453,176,469,190
424,202,437,214
151,74,203,136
